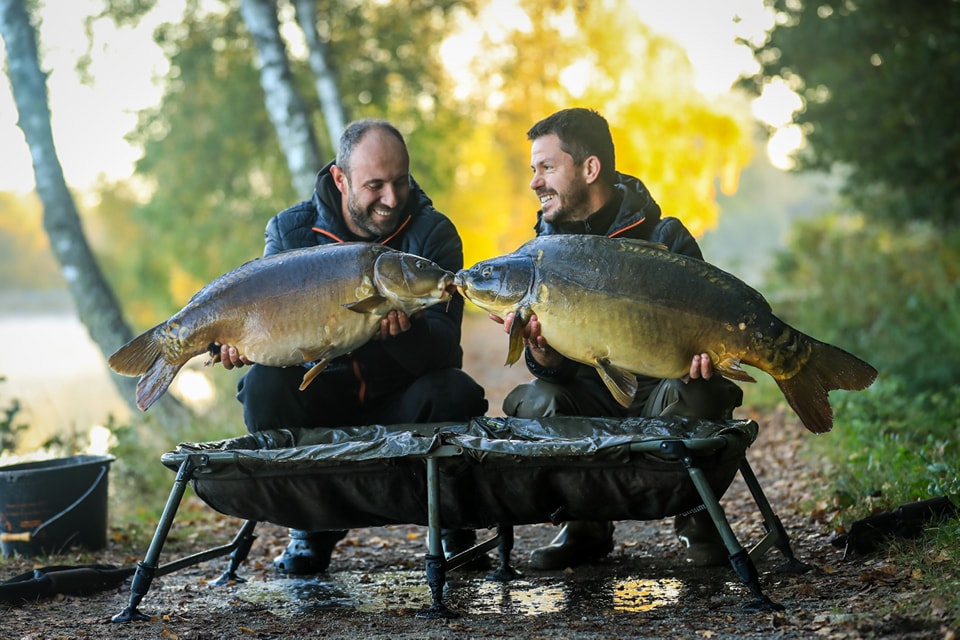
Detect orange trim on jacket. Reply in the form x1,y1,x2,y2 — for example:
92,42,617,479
311,213,412,246
607,216,646,238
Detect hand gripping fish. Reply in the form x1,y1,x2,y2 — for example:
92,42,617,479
109,243,456,411
454,235,877,434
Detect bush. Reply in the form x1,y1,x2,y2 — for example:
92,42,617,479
767,215,960,395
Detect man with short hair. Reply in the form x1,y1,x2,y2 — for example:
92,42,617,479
220,119,488,574
495,108,743,570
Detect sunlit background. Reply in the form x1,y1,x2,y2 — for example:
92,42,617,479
0,0,806,454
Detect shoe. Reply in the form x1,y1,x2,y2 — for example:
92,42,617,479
529,521,614,570
675,510,729,567
274,529,347,575
441,529,491,571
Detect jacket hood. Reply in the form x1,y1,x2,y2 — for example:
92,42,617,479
535,171,662,237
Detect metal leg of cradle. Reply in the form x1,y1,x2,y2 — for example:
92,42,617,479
739,459,812,574
660,441,785,613
112,454,259,623
417,455,458,619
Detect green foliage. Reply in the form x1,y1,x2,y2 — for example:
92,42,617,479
766,214,960,395
0,377,29,454
811,378,960,511
743,0,960,227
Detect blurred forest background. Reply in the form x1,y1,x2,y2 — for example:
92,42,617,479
1,0,958,580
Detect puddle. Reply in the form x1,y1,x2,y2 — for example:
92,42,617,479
233,570,684,617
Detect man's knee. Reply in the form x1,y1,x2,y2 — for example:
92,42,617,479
237,364,308,432
644,377,742,420
406,368,488,421
503,380,567,418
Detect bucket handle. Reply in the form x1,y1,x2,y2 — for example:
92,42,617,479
0,463,109,543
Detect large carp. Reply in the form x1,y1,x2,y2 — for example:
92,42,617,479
109,243,456,411
454,234,877,434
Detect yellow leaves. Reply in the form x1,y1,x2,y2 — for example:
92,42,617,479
441,0,752,266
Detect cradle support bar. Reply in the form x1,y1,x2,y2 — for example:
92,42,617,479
738,460,812,573
113,454,207,623
659,440,784,613
417,455,457,619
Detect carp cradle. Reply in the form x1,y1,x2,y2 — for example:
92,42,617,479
113,415,809,622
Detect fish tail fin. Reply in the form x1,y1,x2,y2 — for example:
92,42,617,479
108,326,164,376
135,359,183,411
776,340,878,434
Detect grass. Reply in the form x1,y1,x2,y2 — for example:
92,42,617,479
800,377,960,621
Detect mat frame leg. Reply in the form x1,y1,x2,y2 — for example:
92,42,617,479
738,459,812,573
660,440,784,613
417,455,458,619
112,454,260,623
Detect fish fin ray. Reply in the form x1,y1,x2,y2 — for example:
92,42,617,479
300,359,330,390
343,295,388,314
596,358,637,408
108,326,164,376
505,309,528,366
714,355,757,383
775,340,878,434
135,359,182,411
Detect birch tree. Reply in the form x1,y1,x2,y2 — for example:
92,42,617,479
0,0,189,422
239,0,320,197
293,0,347,149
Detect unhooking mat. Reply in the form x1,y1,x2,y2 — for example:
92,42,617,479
166,415,759,532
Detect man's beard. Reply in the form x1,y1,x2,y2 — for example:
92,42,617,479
346,191,400,238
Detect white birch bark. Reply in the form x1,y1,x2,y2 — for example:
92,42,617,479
239,0,321,197
292,0,348,151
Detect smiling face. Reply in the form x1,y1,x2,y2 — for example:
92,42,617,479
333,128,412,239
529,133,594,226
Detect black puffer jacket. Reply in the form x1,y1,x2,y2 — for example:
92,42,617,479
528,171,705,399
262,161,465,400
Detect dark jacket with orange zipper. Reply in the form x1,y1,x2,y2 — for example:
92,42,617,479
262,161,465,402
526,171,705,401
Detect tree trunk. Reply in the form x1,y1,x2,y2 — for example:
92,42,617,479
0,0,190,423
239,0,321,197
292,0,348,150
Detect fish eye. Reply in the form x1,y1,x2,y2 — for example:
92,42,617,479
415,260,426,269
481,267,492,277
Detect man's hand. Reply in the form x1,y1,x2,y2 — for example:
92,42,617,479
683,352,713,381
216,344,251,370
372,310,412,340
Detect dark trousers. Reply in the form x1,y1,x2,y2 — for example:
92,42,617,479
237,364,488,433
503,370,742,421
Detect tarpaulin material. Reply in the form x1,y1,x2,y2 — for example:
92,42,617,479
166,416,758,532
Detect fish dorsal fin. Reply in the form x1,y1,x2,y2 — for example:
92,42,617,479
616,237,669,252
343,294,388,314
505,307,531,366
595,358,638,408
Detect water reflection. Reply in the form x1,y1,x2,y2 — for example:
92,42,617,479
233,571,683,617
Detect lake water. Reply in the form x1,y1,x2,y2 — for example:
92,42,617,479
0,300,131,453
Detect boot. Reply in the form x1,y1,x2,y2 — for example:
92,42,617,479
441,528,491,571
529,521,614,570
675,510,728,567
274,529,347,575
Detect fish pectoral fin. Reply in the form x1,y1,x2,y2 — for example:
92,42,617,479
300,359,329,390
505,308,529,366
343,294,388,314
596,358,637,408
713,355,757,383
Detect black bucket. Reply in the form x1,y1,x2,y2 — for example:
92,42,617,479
0,455,114,557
